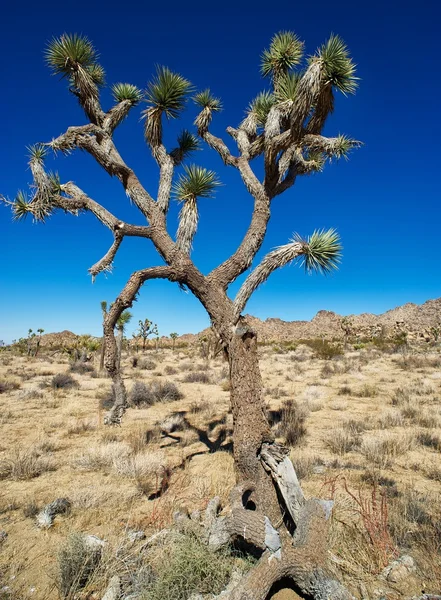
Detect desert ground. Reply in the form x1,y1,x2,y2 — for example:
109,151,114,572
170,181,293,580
0,340,440,599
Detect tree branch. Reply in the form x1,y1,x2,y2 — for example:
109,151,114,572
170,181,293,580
89,234,123,280
208,158,270,290
232,239,303,322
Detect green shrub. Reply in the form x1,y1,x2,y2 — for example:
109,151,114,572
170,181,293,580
57,534,101,599
141,534,236,600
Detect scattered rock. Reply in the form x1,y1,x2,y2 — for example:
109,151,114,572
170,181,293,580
382,555,416,584
127,529,146,542
35,497,71,529
101,575,121,600
0,531,7,544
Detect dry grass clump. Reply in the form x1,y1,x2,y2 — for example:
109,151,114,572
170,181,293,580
57,533,102,599
0,378,21,394
73,442,168,484
164,365,178,375
359,433,415,467
183,371,211,384
69,361,95,375
66,418,96,435
338,385,352,396
324,429,360,455
417,431,441,452
17,386,43,400
129,380,184,407
0,446,56,480
268,399,308,447
354,383,379,398
376,410,405,429
51,372,79,390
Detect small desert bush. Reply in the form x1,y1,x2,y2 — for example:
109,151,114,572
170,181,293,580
183,371,211,384
139,359,157,370
359,434,415,467
320,362,335,378
51,373,78,390
17,387,43,400
66,418,96,435
141,533,238,600
355,383,379,398
0,379,21,394
129,380,184,407
268,399,308,447
302,339,343,360
376,410,405,429
417,432,441,452
57,533,102,599
325,429,360,455
164,365,178,375
126,427,160,453
0,447,56,481
265,386,288,399
338,385,352,396
69,361,95,375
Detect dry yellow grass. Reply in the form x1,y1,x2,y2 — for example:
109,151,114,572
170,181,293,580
0,345,440,598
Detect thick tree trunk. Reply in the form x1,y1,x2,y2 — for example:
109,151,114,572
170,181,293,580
227,326,280,520
103,321,127,424
99,338,105,372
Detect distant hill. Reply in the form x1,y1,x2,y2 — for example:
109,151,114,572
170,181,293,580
180,297,441,345
33,298,441,348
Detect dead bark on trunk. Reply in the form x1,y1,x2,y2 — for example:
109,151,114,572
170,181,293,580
212,319,355,599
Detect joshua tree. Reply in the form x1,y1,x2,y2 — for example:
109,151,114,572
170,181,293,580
34,328,45,356
136,318,158,351
3,31,360,598
116,310,132,368
340,316,353,347
99,300,108,370
170,332,178,350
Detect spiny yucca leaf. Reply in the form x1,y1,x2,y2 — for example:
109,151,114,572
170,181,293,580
261,31,304,80
27,144,47,162
47,171,62,193
330,134,360,159
173,129,201,160
318,35,358,95
247,91,275,126
193,89,222,112
117,310,132,328
86,63,105,86
45,34,98,77
294,228,342,274
274,72,301,104
173,165,220,201
112,83,142,104
145,66,193,119
12,191,31,221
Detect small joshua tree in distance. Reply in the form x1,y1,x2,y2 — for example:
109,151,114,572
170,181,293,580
116,310,132,369
136,318,158,351
3,31,360,598
170,332,178,350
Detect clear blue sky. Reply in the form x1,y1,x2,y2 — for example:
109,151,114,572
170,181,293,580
1,0,440,343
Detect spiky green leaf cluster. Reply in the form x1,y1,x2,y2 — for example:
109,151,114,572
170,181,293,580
247,91,275,127
261,31,304,80
318,35,358,95
86,63,105,86
274,72,301,104
12,191,31,221
330,134,359,159
117,310,132,330
173,165,220,201
112,83,142,104
145,66,193,119
171,130,200,162
27,144,47,162
45,34,102,81
193,89,222,112
295,228,342,274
